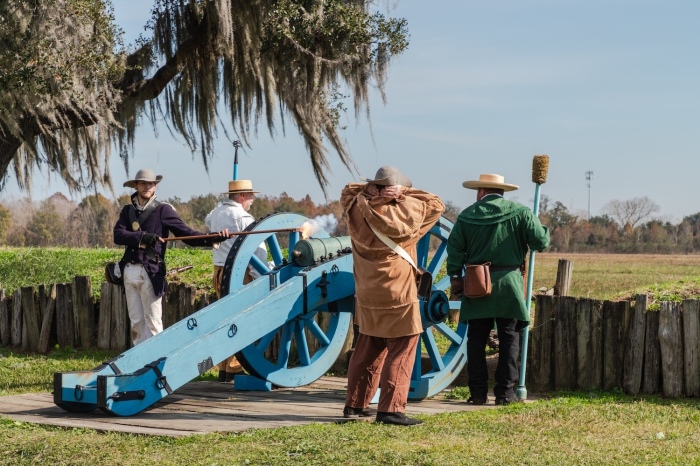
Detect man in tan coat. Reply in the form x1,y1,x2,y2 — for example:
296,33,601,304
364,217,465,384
341,166,445,426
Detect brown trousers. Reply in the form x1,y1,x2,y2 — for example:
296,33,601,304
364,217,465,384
214,265,244,373
345,332,420,413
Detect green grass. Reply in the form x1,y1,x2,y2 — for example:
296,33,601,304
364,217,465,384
0,246,216,299
2,386,700,465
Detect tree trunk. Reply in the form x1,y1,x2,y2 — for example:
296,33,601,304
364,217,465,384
0,137,22,186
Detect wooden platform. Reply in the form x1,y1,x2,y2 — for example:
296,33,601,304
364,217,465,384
0,377,501,437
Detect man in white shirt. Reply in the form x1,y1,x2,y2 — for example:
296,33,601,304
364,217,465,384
205,179,269,382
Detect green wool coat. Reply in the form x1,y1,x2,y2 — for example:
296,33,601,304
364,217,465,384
446,194,550,324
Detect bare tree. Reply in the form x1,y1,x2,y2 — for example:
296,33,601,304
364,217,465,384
602,197,660,229
0,0,408,197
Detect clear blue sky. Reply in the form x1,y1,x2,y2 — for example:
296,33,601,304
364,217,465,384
4,1,699,222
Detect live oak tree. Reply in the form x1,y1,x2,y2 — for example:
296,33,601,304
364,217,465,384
0,0,408,196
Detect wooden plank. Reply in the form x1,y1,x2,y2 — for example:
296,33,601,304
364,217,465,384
682,299,700,397
526,294,554,391
111,285,128,351
97,282,112,350
55,283,75,348
163,282,179,330
641,308,661,394
178,283,195,322
553,296,577,391
0,289,9,346
577,298,603,390
72,276,94,348
37,284,57,354
11,289,22,347
622,294,647,395
602,300,630,391
658,301,683,398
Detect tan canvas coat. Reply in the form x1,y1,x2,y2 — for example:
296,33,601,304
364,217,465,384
341,183,445,338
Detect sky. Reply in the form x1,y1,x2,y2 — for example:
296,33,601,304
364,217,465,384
3,0,699,222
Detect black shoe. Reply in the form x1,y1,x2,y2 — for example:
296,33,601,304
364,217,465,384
343,406,374,419
218,370,227,382
495,396,523,406
375,412,423,426
466,396,487,405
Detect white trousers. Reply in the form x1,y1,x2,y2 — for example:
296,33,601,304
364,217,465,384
124,263,163,345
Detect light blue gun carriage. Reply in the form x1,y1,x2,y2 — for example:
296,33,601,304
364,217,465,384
54,213,467,416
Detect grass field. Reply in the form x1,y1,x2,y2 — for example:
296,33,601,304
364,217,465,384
2,249,700,464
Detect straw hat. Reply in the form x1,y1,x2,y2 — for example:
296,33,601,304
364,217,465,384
222,179,259,194
462,174,519,192
123,168,163,188
360,165,412,187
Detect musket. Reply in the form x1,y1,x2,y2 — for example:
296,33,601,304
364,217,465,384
162,227,302,242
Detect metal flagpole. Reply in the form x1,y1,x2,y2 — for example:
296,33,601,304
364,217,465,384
232,140,242,180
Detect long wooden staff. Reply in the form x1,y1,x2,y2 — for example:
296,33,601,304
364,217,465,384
515,154,549,400
162,227,301,242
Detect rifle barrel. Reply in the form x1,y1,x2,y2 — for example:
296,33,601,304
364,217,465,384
162,227,301,242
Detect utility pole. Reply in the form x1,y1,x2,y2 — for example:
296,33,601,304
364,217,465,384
585,171,593,219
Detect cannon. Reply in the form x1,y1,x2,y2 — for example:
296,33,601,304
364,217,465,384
54,212,467,416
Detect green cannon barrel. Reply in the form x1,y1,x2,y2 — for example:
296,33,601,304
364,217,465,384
292,236,352,267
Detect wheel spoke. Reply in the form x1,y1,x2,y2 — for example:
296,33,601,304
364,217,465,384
276,322,294,369
427,241,447,276
421,329,445,371
434,322,463,346
288,231,300,255
249,254,269,275
306,318,331,347
293,321,311,366
266,235,283,265
416,235,430,268
256,329,278,353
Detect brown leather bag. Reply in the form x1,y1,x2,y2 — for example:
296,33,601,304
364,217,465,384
463,262,492,298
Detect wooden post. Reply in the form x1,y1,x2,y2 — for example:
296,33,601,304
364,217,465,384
110,285,128,351
55,283,75,348
641,307,661,394
72,276,94,348
602,300,630,391
526,294,554,391
163,282,179,330
658,301,683,398
0,289,9,346
553,259,573,296
37,284,56,354
11,289,22,347
97,283,112,350
553,296,577,391
576,298,603,390
622,294,647,396
682,299,700,397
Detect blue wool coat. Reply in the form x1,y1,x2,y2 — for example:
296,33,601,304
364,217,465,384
113,197,217,296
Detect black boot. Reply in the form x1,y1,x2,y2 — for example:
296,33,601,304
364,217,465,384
375,412,423,426
343,406,374,419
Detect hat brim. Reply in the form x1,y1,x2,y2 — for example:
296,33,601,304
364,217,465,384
462,180,519,192
360,176,413,188
222,189,260,195
124,176,163,189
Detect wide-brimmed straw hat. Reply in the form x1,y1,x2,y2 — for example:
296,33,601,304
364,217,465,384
222,179,260,194
123,168,163,188
360,165,412,187
462,174,519,192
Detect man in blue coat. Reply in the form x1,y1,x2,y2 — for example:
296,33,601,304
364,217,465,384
114,168,228,345
447,173,549,405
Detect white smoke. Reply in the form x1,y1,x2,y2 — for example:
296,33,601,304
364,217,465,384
305,214,338,236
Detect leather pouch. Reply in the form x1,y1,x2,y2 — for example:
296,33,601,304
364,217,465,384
105,262,123,286
416,266,433,299
464,262,492,298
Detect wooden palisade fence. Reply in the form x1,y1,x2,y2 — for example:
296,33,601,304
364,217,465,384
526,294,700,398
0,276,353,375
1,276,699,397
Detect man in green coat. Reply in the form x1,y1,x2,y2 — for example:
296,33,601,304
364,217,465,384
447,173,550,405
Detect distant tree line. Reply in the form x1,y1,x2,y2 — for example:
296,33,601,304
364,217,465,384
0,192,698,253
